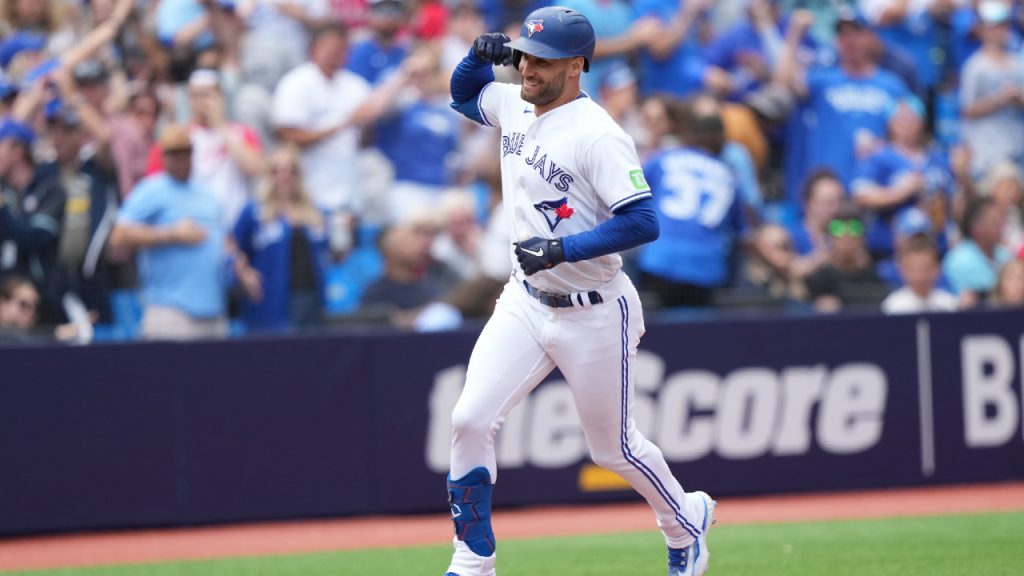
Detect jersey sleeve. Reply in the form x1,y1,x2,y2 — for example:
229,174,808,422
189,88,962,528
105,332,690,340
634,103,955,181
476,82,519,129
587,132,652,212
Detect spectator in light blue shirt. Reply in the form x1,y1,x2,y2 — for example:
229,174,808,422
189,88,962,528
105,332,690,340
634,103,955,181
109,125,234,340
156,0,215,52
943,196,1012,300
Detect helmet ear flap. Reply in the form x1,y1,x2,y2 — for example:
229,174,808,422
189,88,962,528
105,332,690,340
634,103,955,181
511,50,522,70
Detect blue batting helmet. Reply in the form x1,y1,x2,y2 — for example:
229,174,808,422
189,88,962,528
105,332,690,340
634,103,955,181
505,6,595,72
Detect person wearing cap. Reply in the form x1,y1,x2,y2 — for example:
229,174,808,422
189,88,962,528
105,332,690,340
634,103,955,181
0,118,67,324
108,124,232,340
960,0,1024,180
347,0,410,85
775,7,910,200
0,32,47,77
851,96,954,262
44,83,120,325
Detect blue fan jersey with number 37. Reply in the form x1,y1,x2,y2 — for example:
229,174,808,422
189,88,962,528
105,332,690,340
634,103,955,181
639,146,744,287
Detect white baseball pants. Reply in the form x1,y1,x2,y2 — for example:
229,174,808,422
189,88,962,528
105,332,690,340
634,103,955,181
449,272,705,549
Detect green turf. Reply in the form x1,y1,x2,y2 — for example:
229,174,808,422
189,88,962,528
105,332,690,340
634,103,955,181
7,512,1024,576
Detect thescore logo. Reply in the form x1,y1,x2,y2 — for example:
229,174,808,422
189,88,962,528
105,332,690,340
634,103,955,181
425,351,888,473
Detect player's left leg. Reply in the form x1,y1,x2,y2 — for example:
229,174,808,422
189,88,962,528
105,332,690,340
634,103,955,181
552,277,715,574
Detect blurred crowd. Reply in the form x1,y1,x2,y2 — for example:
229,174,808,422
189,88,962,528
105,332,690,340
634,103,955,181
2,0,1024,344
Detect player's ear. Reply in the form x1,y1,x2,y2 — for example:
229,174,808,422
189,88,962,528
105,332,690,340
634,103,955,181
569,57,584,78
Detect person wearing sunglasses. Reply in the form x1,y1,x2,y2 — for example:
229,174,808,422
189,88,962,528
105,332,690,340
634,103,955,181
804,205,889,312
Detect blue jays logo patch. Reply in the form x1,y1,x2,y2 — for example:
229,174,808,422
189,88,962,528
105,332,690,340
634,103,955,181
526,19,544,37
534,197,575,232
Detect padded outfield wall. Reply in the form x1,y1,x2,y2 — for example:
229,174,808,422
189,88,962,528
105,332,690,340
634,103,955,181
1,309,1023,536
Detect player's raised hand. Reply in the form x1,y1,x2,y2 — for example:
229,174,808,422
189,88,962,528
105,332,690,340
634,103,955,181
473,33,514,66
514,237,566,276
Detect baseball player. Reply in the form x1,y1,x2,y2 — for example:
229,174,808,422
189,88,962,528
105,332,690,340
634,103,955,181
444,7,715,576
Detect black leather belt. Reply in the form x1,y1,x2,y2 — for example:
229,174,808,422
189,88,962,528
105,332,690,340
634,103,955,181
522,281,604,308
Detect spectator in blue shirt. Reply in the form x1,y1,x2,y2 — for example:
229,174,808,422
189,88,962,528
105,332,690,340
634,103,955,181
639,94,745,307
109,124,234,340
852,96,954,260
233,145,329,332
776,8,910,198
560,0,658,118
634,0,720,98
788,168,844,276
347,0,409,85
861,0,953,95
371,44,461,221
706,0,815,102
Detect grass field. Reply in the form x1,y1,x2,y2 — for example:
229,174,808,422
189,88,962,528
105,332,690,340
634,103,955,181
7,512,1024,576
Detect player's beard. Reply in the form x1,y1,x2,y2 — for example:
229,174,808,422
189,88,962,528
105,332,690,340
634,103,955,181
521,71,566,108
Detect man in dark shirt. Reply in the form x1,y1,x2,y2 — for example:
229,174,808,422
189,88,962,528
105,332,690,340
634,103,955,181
361,218,458,316
805,206,889,312
0,119,67,323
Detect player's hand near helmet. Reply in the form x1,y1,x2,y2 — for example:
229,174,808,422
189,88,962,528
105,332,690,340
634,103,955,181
473,33,514,66
515,237,566,276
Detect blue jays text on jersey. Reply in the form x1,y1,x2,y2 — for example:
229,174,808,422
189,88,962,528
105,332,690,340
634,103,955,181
524,144,575,192
503,131,576,193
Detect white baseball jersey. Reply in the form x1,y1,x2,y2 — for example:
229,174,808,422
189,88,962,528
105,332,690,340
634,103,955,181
477,82,652,294
445,81,711,576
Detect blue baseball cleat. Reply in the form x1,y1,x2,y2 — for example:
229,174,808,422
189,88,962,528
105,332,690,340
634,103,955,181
668,491,717,576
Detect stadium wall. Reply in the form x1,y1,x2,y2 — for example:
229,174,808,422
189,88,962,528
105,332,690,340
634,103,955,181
2,310,1023,536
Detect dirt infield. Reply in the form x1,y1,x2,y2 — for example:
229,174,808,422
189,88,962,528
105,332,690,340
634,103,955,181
2,482,1023,572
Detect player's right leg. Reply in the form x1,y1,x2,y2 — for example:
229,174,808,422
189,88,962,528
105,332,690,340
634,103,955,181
553,277,716,575
446,283,555,576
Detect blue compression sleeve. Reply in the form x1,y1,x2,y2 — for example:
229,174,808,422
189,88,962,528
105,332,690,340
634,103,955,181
561,197,659,263
450,49,495,125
